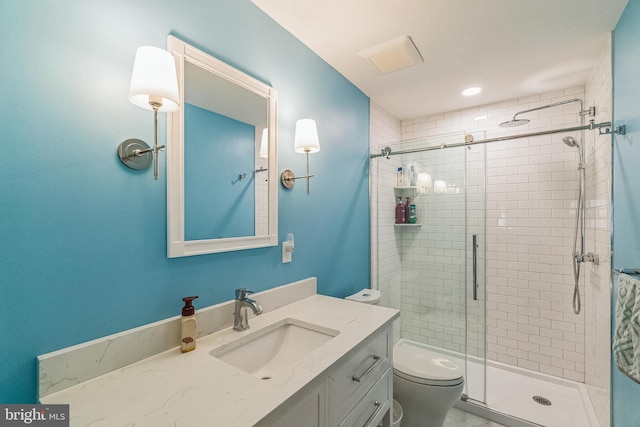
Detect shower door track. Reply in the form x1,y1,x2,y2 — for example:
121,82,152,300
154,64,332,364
370,120,619,158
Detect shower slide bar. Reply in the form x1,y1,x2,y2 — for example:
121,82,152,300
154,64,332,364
370,120,625,158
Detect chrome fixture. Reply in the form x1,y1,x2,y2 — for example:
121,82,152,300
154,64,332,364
598,124,626,135
381,146,392,159
370,119,623,159
499,98,595,128
562,135,580,148
233,288,263,331
237,168,268,181
498,117,531,128
563,135,601,315
281,119,321,195
562,136,587,314
118,46,180,180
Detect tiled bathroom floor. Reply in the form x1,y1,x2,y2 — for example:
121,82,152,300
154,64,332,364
444,407,506,427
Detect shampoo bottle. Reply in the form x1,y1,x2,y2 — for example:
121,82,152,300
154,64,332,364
409,203,417,224
397,167,404,186
181,296,199,353
405,197,411,223
395,197,406,224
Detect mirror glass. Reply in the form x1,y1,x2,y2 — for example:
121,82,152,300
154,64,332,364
167,36,278,257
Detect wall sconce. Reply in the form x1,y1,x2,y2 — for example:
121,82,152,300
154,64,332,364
117,46,180,180
280,119,320,195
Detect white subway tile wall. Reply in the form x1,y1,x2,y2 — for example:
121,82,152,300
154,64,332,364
370,101,403,342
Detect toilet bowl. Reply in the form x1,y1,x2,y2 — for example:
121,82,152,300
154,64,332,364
345,289,381,305
393,339,464,427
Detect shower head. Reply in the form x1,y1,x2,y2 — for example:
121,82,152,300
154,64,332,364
562,136,580,148
499,118,530,128
500,99,592,130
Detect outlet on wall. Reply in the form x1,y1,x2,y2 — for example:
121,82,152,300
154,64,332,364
282,244,292,263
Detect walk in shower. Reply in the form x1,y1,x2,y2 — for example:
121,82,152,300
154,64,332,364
370,99,619,427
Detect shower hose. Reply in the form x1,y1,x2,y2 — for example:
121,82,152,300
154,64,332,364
571,178,583,315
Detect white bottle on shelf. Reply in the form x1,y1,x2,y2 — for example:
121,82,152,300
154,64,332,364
397,167,405,186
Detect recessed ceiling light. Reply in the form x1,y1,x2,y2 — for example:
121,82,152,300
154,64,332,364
474,115,487,121
462,87,482,96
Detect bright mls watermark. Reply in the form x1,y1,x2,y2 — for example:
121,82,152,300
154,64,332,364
0,405,68,426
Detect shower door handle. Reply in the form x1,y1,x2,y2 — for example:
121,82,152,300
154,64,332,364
472,234,478,301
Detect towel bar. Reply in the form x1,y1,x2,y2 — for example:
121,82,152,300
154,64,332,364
613,268,640,275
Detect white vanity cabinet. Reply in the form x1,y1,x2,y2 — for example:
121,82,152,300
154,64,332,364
269,383,326,427
268,325,393,427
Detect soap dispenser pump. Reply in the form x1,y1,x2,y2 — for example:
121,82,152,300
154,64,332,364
181,296,199,353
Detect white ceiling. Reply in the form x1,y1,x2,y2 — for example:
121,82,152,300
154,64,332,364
251,0,628,120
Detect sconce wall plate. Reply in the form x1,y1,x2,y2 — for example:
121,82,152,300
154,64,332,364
118,138,153,170
280,169,295,189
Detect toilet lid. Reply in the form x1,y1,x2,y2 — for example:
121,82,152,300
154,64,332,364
394,341,464,386
345,289,381,304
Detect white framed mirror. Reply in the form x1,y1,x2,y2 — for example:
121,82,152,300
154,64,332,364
166,35,278,257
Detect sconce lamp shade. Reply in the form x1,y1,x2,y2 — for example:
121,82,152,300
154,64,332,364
294,119,320,153
129,46,180,112
433,180,447,194
259,128,268,159
416,172,433,189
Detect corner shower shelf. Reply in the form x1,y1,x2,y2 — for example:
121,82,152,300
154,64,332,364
394,223,422,228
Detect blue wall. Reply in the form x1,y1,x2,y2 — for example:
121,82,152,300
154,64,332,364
184,104,255,240
612,0,640,425
0,0,370,403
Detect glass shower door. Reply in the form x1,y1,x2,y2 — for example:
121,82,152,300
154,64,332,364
371,132,486,405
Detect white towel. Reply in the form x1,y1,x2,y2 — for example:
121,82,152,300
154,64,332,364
613,273,640,383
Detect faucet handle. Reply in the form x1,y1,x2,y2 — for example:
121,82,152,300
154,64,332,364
235,288,253,299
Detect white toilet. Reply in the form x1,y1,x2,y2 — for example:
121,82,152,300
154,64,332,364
393,339,464,427
345,288,381,305
345,290,464,427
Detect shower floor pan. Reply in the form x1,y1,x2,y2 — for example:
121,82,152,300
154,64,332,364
398,339,600,427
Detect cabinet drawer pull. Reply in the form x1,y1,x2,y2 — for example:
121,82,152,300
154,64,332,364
352,355,382,382
363,400,383,427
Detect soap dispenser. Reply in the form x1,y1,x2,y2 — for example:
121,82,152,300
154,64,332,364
181,296,199,353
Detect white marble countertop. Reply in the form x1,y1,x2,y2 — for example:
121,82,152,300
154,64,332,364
41,294,399,427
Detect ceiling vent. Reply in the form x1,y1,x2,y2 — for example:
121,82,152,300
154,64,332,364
358,35,423,75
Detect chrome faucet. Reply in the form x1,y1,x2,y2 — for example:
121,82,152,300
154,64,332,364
233,288,263,331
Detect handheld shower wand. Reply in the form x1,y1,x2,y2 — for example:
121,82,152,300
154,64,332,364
562,136,585,315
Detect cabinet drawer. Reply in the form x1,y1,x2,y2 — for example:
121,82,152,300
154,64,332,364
329,330,390,422
269,383,325,427
338,368,391,427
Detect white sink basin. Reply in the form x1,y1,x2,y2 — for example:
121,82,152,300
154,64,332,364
210,318,339,380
